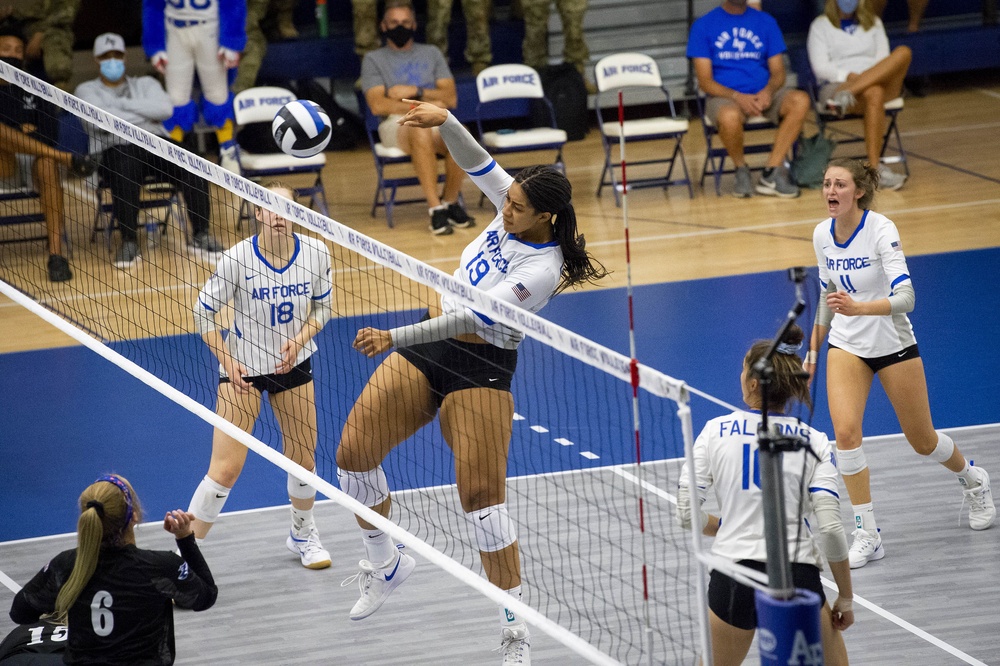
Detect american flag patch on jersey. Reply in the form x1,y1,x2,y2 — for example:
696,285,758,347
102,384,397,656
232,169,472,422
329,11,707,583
512,282,531,301
891,240,902,251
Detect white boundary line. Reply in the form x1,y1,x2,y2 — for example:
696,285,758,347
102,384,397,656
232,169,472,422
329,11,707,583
818,578,988,666
976,88,1000,100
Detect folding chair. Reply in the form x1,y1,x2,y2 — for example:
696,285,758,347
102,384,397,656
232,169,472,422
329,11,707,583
697,92,780,196
90,175,181,251
0,155,70,253
359,92,448,229
789,49,908,176
475,64,567,177
233,86,329,225
594,53,692,206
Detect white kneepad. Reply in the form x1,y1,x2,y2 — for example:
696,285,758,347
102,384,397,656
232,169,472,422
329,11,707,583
837,447,868,476
288,471,317,500
188,475,231,524
337,466,389,508
926,431,955,463
468,504,517,553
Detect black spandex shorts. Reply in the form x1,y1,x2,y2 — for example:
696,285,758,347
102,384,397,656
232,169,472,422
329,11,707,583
829,343,919,374
396,335,518,409
220,358,312,395
708,559,826,631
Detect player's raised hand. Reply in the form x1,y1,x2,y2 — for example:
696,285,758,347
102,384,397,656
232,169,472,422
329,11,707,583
353,327,393,357
150,51,168,74
398,100,448,128
218,47,240,69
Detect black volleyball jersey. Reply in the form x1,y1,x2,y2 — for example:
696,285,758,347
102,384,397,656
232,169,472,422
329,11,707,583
11,536,216,665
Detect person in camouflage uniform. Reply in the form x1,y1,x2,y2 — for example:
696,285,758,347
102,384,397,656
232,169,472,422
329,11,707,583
0,0,81,90
520,0,589,76
426,0,492,74
352,0,379,59
235,0,298,93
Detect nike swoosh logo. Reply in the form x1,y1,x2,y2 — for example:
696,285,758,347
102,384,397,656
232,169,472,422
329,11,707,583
488,378,499,382
383,557,401,581
478,512,493,522
215,494,226,498
897,351,907,357
245,275,254,281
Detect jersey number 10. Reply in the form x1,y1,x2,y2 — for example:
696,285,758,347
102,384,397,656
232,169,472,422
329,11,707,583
742,443,761,490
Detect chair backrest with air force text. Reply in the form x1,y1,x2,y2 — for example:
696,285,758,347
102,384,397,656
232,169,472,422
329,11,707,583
595,54,662,93
476,64,545,103
234,87,297,126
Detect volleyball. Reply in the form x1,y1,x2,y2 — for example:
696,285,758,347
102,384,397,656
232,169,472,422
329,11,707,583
271,100,332,158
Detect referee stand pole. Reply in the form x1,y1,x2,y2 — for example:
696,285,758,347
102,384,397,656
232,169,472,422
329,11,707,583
752,268,824,666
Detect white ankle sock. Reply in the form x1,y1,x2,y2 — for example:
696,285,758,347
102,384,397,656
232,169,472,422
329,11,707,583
853,503,877,533
499,585,522,628
956,461,983,488
361,528,397,565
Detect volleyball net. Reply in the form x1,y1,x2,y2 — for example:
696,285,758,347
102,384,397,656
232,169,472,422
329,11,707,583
0,63,713,664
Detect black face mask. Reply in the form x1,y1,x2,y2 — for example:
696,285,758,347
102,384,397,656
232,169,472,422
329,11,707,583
382,25,414,48
0,56,23,70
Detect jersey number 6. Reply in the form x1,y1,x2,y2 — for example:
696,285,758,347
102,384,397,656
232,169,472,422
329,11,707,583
91,590,114,636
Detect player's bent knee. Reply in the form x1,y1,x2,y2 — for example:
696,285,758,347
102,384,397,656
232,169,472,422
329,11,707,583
468,503,517,552
836,446,868,476
338,466,389,508
922,431,954,462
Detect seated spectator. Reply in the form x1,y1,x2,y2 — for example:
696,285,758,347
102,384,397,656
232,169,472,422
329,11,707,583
8,474,217,666
0,20,95,283
361,0,475,235
6,0,79,90
76,33,222,268
427,0,492,76
808,0,911,190
688,0,811,199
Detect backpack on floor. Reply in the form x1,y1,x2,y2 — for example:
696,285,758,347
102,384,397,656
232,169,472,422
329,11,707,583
791,131,836,188
531,63,589,141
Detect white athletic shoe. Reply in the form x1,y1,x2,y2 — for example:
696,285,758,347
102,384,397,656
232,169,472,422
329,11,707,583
343,549,415,620
962,467,996,530
286,526,332,569
497,625,531,665
848,528,885,569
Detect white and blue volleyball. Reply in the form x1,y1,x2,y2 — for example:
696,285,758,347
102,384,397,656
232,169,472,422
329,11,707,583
271,100,332,158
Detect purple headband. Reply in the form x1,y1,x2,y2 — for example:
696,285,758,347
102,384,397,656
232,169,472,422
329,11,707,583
95,474,134,527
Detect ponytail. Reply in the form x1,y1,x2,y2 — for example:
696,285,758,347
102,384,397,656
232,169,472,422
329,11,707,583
54,475,141,619
514,165,608,293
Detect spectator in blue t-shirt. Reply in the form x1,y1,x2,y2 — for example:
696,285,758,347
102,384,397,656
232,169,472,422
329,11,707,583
688,0,810,198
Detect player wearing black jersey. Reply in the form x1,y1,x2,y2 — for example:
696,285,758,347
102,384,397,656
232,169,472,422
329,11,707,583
8,474,217,666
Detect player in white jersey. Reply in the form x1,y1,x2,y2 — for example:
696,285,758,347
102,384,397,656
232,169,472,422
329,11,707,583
805,159,995,569
189,182,335,569
677,326,854,666
142,0,246,174
337,101,606,664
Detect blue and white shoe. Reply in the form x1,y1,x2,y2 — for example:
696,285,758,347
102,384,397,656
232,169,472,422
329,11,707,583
497,625,531,665
848,528,884,569
342,549,415,620
286,525,332,570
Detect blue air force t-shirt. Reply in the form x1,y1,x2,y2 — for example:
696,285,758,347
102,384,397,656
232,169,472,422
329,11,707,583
687,6,787,94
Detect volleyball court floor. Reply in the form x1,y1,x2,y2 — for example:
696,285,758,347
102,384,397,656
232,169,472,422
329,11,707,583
1,247,999,664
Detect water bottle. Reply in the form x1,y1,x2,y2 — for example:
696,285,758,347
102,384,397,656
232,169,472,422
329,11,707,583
316,0,328,38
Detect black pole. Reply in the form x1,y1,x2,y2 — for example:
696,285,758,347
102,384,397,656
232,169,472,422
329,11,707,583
752,267,808,598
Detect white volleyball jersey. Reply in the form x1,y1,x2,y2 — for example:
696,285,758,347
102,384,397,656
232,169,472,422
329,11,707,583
814,210,916,358
198,234,332,377
684,411,839,565
440,159,564,349
164,0,219,23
